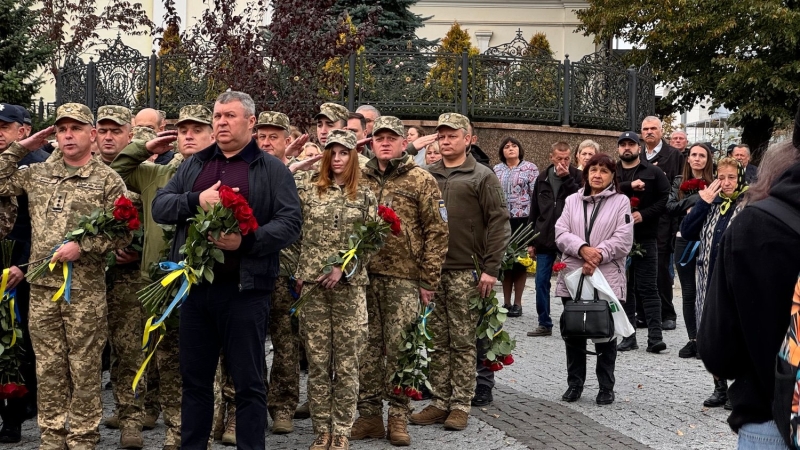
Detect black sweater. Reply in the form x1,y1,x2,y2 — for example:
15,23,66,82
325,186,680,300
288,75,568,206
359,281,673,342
616,161,670,240
527,165,582,254
698,161,800,432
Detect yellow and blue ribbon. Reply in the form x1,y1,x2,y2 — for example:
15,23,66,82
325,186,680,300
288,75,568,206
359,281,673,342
0,269,19,347
49,260,73,304
419,302,434,341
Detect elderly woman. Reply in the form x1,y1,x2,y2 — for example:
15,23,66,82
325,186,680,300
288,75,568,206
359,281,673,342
554,154,633,405
681,157,748,409
575,140,600,171
493,137,539,317
666,143,714,359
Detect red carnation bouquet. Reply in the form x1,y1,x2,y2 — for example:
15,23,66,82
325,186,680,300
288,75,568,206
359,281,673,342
680,178,707,194
289,205,401,316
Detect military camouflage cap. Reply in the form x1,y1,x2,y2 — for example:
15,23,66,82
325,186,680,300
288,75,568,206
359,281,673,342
372,116,405,137
97,105,132,125
175,104,212,126
435,112,469,131
314,102,349,123
55,103,94,125
324,129,357,150
256,111,290,131
132,125,157,142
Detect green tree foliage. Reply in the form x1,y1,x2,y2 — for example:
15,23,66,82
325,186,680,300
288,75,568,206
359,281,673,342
331,0,435,48
426,22,481,101
577,0,800,154
0,0,53,106
527,32,554,57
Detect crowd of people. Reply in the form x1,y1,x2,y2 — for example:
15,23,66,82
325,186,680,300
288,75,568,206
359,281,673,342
0,93,798,450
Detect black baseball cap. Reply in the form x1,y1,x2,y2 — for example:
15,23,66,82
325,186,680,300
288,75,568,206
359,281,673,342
617,131,640,144
17,106,31,125
0,104,23,125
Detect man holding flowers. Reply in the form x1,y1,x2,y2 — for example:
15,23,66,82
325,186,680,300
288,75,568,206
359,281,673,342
0,103,133,450
351,116,448,446
151,91,301,450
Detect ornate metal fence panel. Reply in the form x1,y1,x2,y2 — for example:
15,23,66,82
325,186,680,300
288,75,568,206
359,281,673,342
569,50,629,130
636,64,656,128
156,52,215,118
56,54,87,106
354,45,461,119
92,36,150,112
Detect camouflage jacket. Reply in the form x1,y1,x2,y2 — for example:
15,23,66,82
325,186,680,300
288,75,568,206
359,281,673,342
278,161,302,278
426,154,511,277
295,172,377,286
0,197,17,242
362,154,448,290
0,142,133,290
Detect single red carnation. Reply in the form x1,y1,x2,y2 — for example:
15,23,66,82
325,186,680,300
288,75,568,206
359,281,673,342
502,354,514,366
552,262,567,273
630,197,640,209
413,391,423,401
489,362,504,372
128,217,141,230
405,386,415,398
392,385,403,396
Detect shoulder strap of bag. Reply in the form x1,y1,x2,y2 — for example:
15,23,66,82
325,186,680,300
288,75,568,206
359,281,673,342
752,197,800,237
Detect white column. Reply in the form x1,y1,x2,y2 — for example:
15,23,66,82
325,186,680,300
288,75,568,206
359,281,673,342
475,31,493,53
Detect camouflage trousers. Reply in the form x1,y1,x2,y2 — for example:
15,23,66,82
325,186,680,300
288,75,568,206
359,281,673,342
428,270,480,414
267,276,300,418
299,283,367,436
156,326,182,446
107,268,146,431
358,276,419,418
29,286,107,450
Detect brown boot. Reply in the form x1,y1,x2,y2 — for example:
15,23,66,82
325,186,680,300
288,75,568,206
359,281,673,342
329,435,349,450
350,415,385,440
272,411,294,434
103,414,120,429
221,413,236,446
443,410,468,431
387,415,410,446
408,405,447,425
295,401,311,419
309,432,331,450
120,428,144,449
143,410,159,430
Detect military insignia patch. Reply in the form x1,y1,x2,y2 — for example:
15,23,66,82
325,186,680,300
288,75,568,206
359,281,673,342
437,199,448,222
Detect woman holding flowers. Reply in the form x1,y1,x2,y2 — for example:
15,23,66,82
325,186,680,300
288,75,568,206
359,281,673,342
681,156,748,409
294,129,377,450
666,143,714,359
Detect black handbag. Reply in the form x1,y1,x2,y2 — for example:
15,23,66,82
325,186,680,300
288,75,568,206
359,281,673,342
559,275,614,340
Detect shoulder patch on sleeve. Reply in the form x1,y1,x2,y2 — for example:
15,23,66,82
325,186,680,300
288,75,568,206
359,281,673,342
434,199,448,223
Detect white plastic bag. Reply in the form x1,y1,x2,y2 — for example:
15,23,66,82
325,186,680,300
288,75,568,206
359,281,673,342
564,268,635,341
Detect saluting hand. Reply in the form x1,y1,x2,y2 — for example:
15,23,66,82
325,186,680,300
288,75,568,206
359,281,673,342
146,130,178,155
285,134,310,159
19,126,54,151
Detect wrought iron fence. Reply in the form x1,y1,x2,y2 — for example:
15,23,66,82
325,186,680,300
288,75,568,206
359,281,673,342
56,33,655,132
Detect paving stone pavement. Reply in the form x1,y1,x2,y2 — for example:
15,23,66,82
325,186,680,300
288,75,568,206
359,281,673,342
13,278,737,449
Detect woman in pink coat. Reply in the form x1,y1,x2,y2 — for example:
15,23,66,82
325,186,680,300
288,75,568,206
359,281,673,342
553,153,634,405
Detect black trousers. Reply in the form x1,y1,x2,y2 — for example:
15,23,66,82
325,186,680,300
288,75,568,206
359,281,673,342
0,281,36,426
476,337,493,389
561,298,617,391
623,238,663,343
674,236,698,340
656,216,677,321
180,281,270,450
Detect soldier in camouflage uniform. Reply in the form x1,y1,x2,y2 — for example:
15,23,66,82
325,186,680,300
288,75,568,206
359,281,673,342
296,129,376,450
94,105,148,448
110,104,214,450
351,116,449,446
409,113,510,431
0,103,133,450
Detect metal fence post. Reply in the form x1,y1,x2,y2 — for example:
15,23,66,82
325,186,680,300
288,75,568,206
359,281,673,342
56,72,62,106
460,51,468,115
38,97,44,122
86,58,96,111
627,66,638,131
149,51,157,109
562,55,571,127
347,53,356,111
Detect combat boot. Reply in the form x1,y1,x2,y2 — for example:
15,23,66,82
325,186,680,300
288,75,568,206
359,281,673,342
143,410,159,430
120,428,144,449
222,414,236,446
103,414,120,429
350,415,385,440
330,435,349,450
443,410,468,431
309,432,331,450
703,378,728,407
408,405,447,425
295,401,311,419
387,415,411,446
272,411,294,434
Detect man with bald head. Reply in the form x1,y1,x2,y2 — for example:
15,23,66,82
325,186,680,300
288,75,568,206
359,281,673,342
134,108,165,134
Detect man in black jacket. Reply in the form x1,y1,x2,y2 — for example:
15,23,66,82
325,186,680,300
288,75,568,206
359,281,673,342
616,131,670,353
525,142,582,337
699,160,800,447
152,91,302,450
640,116,684,330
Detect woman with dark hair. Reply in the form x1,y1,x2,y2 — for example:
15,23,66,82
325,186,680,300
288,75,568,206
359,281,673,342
666,143,714,359
554,153,633,405
493,137,539,317
295,129,378,450
681,157,748,410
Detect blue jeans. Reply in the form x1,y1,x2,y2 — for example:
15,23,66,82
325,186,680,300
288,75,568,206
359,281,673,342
738,421,789,449
535,252,556,328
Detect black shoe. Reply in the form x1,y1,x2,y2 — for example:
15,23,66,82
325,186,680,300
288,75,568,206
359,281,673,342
678,340,697,358
617,335,638,352
471,384,493,407
704,379,728,407
724,398,733,410
419,383,433,400
561,386,583,402
0,423,21,443
646,340,667,353
596,389,615,405
507,304,522,318
635,319,647,329
663,319,676,330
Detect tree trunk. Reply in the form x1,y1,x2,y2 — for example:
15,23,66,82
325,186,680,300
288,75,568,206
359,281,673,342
740,115,774,165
